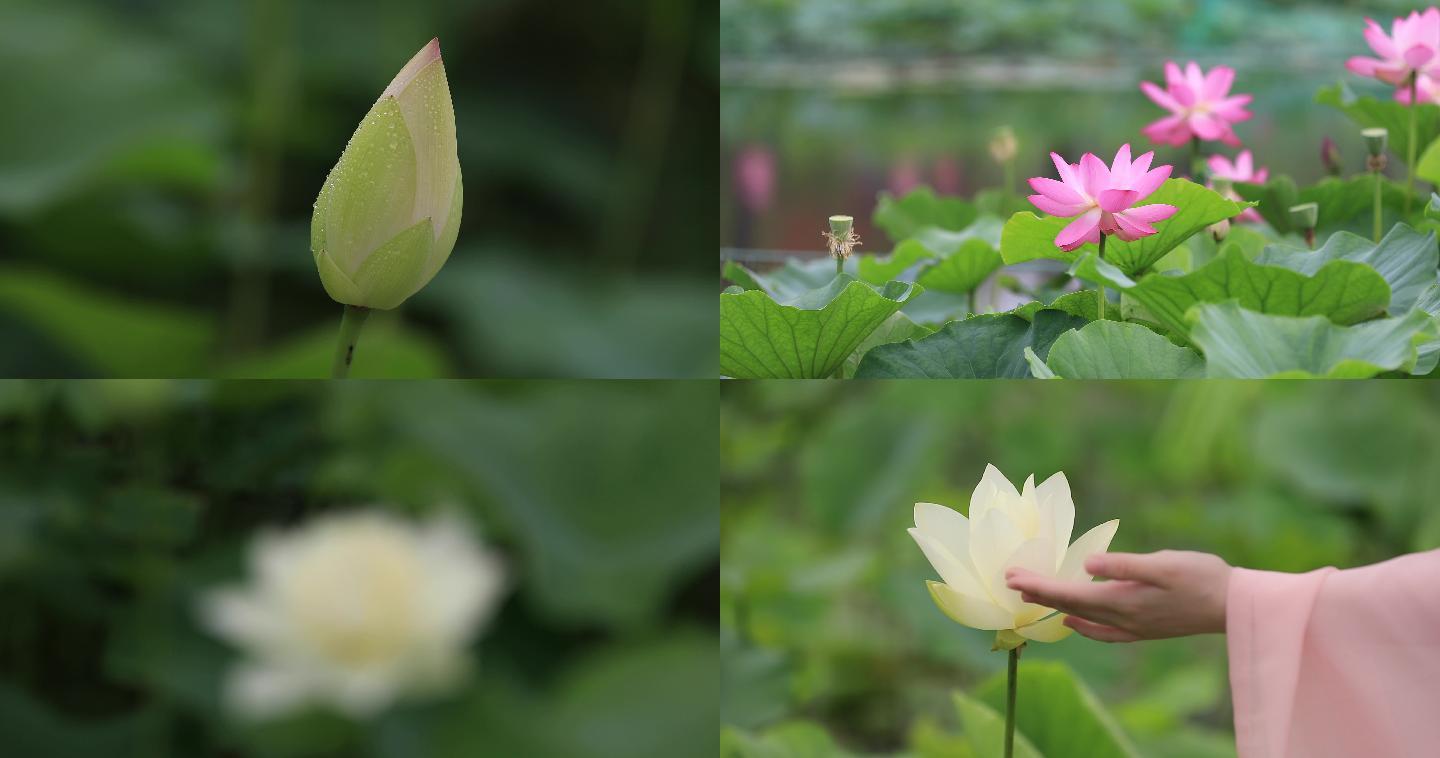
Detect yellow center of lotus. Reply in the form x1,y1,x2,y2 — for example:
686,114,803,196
285,528,421,666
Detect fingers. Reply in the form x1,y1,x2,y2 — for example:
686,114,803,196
1084,552,1169,585
1063,615,1140,643
1005,568,1118,618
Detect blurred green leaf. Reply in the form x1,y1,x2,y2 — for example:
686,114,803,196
974,661,1140,758
873,187,978,243
221,316,451,378
954,691,1042,758
1316,82,1440,174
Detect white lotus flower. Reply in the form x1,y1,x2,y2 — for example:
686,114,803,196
200,510,504,719
909,464,1118,650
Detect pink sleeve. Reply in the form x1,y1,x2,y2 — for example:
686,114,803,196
1226,550,1440,758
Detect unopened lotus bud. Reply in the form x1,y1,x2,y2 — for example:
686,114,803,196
1362,128,1388,157
1210,217,1231,242
988,126,1018,164
1321,136,1343,176
312,39,463,310
1290,202,1319,248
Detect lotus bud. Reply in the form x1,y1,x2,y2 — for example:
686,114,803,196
1209,217,1231,242
312,39,463,311
988,126,1018,164
1290,202,1319,248
1321,136,1343,176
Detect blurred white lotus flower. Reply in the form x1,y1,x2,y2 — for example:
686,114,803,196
909,464,1118,650
200,510,504,719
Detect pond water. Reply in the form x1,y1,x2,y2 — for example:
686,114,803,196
720,60,1377,259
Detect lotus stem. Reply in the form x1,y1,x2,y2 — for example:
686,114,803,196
968,288,976,316
329,305,371,378
1096,233,1108,321
1005,646,1020,758
1189,136,1203,182
1374,171,1384,242
1407,73,1418,216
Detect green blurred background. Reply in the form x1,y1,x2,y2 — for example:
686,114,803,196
720,0,1424,257
2,0,715,378
721,381,1440,757
0,379,717,757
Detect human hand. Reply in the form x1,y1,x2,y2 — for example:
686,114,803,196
1004,550,1232,642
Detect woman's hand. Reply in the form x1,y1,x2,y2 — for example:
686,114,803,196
1005,550,1232,642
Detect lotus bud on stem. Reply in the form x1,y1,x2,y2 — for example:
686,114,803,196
1364,128,1389,242
990,126,1018,196
1321,136,1343,177
1290,202,1319,249
823,214,860,275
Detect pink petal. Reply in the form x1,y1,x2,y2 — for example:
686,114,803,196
1364,18,1397,59
1111,211,1158,241
1131,164,1172,199
1204,66,1235,100
1109,143,1133,183
1253,167,1269,183
1078,153,1110,198
1130,150,1154,177
1028,176,1087,205
1184,61,1205,93
1212,94,1254,121
1122,204,1177,224
1164,60,1184,89
1236,150,1253,177
1141,115,1191,146
1028,194,1089,217
1403,44,1434,69
1140,81,1181,113
1219,128,1243,148
1171,81,1196,107
1207,154,1234,177
1055,209,1101,251
1347,56,1386,77
1097,188,1139,212
1189,113,1225,140
1050,152,1081,188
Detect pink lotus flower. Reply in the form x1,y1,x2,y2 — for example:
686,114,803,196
1027,145,1177,252
1207,150,1267,223
1140,62,1253,147
1346,9,1440,103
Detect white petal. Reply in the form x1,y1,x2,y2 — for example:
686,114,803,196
1057,519,1120,582
968,507,1024,603
227,663,316,720
993,536,1056,619
969,464,1019,522
926,581,1014,630
909,529,987,598
1017,613,1073,643
1035,471,1076,570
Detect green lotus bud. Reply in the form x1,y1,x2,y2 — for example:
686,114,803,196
312,38,463,310
1362,128,1388,158
1288,202,1318,230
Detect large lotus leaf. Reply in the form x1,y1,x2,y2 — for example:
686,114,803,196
1413,282,1440,374
854,308,1085,378
1011,290,1122,322
918,238,1005,294
1255,223,1438,312
857,240,935,285
723,258,855,302
1188,301,1434,378
839,312,931,378
1030,320,1206,379
1235,174,1412,236
873,186,978,242
1001,179,1252,275
1317,82,1440,171
974,661,1141,758
720,275,921,378
1070,246,1391,338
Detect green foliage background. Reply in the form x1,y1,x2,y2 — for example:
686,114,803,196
721,380,1440,756
0,380,717,757
1,0,715,378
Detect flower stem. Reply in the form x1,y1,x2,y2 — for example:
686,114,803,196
1190,136,1202,182
1005,646,1019,758
1374,169,1384,243
1407,73,1418,217
329,305,371,378
835,255,844,277
1095,233,1108,321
